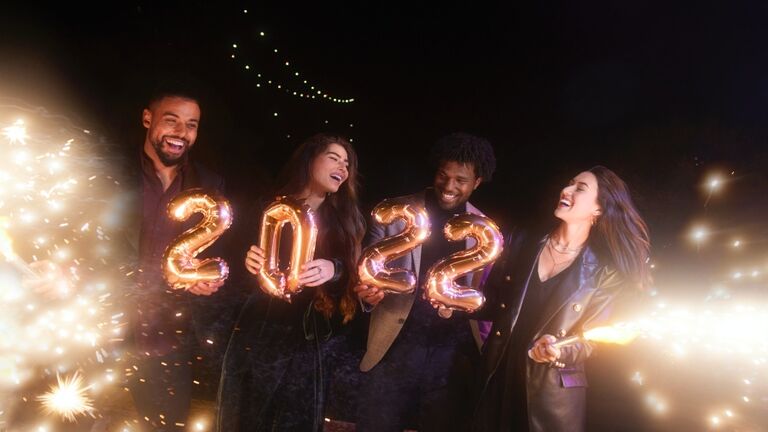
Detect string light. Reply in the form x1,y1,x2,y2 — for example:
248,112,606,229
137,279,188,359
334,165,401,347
229,18,355,104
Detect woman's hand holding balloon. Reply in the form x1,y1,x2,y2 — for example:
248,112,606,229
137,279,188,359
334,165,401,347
298,259,335,287
245,245,266,275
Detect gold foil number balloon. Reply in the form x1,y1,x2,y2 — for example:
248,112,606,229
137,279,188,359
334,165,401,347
358,198,431,294
162,188,234,290
257,196,318,301
424,214,503,313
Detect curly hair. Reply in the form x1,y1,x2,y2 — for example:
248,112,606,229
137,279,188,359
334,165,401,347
429,132,496,182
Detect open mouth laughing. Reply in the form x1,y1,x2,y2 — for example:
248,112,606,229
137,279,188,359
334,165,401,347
330,171,347,185
163,137,187,155
438,190,459,205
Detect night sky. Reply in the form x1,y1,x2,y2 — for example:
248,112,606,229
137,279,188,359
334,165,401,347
2,1,768,429
1,2,767,290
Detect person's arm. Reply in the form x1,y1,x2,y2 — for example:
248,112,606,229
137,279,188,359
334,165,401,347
530,268,632,366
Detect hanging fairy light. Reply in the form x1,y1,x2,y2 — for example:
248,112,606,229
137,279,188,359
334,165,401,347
228,24,356,104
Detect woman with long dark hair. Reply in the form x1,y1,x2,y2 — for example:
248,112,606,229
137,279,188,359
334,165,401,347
474,166,651,431
216,133,366,431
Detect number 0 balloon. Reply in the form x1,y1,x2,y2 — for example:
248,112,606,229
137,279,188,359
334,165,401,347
162,189,234,290
424,213,503,313
257,196,318,301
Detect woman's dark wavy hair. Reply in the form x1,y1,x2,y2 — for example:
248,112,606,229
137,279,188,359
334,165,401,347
275,133,366,323
588,166,652,291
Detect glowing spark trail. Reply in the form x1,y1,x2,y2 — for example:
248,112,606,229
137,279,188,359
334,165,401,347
552,323,641,348
551,304,768,358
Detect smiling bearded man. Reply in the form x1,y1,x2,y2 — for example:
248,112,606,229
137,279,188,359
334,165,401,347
126,80,228,432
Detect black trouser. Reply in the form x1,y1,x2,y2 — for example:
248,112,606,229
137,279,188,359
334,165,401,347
356,330,478,432
129,345,193,432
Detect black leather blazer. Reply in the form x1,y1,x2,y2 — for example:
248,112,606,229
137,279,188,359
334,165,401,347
476,231,627,432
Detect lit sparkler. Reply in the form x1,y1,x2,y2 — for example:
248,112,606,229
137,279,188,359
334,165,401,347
581,297,768,428
37,371,94,422
551,323,641,349
551,303,768,357
0,111,129,425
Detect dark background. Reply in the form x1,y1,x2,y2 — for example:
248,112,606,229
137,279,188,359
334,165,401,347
2,1,767,430
2,2,767,273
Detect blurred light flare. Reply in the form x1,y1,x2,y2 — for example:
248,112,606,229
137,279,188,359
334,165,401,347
616,295,768,425
691,227,708,242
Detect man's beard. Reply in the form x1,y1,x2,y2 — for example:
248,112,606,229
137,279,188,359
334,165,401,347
152,138,187,167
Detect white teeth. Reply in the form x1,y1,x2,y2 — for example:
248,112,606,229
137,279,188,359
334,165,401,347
166,138,185,149
330,174,342,182
559,199,571,207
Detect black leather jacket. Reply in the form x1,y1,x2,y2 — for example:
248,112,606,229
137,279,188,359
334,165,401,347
474,231,628,432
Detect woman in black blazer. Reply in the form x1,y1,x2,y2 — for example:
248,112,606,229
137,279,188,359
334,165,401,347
474,166,651,432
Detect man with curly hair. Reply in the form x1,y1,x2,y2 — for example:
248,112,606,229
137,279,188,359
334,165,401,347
355,133,497,431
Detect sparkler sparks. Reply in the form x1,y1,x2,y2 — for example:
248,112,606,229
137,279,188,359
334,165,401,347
0,112,129,426
0,226,40,278
2,120,28,144
583,324,640,345
550,323,640,349
552,296,768,427
567,303,768,359
37,371,93,422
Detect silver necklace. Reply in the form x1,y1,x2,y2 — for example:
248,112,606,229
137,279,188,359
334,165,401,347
542,243,575,281
547,236,584,255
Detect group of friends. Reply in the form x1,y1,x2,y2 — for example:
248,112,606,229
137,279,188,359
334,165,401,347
126,80,651,432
